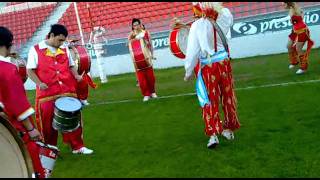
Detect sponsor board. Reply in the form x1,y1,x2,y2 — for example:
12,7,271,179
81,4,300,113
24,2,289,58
86,10,320,58
85,32,171,58
231,9,320,38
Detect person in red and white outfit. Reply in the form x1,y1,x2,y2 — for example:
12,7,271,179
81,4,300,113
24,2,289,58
89,26,108,84
128,18,158,102
283,2,314,75
64,39,97,106
184,2,240,149
27,24,93,154
0,26,47,177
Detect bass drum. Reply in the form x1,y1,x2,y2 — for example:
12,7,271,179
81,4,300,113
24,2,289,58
128,38,152,71
169,24,190,59
10,57,28,83
69,46,91,74
0,116,34,178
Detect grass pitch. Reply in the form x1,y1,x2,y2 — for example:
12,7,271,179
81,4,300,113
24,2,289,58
27,48,320,178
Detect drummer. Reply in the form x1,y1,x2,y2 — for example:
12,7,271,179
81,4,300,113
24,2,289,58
0,26,46,178
26,24,94,155
64,39,97,106
128,18,158,102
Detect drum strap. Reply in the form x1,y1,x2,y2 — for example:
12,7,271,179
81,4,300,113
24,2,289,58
0,102,3,112
196,50,228,108
211,20,230,58
193,20,231,108
214,28,217,52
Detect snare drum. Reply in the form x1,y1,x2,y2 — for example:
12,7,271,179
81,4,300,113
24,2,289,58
35,141,59,178
0,116,34,178
129,38,152,71
69,46,91,74
10,57,28,83
52,97,82,133
169,24,190,59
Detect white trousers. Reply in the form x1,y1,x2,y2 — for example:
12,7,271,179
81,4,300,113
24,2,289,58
95,50,107,82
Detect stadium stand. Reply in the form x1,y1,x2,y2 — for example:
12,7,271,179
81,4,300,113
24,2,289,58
1,2,319,49
0,3,56,49
58,2,320,40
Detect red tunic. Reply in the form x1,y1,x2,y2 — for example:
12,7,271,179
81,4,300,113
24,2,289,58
291,15,307,31
288,14,314,67
289,15,309,42
0,60,34,120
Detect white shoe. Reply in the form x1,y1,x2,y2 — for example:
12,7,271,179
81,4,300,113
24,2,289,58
288,64,296,69
101,79,108,84
207,135,219,149
72,147,94,155
296,69,306,75
221,129,234,140
143,96,150,102
151,93,158,98
81,100,90,106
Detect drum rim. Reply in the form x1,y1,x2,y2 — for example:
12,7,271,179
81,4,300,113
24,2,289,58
53,111,81,120
73,46,91,74
83,47,92,73
54,97,82,112
169,26,189,59
0,116,34,177
52,119,80,133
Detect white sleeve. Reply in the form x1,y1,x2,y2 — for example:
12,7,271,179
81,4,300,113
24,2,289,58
197,19,215,55
184,21,201,77
66,48,75,67
217,8,234,39
26,47,38,69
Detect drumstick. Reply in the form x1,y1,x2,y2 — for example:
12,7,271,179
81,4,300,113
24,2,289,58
81,71,85,77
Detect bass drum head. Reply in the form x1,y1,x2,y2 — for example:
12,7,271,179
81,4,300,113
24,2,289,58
55,97,82,112
176,26,189,56
69,47,79,71
0,117,34,178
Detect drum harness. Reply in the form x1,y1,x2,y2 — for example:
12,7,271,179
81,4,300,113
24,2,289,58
196,19,231,108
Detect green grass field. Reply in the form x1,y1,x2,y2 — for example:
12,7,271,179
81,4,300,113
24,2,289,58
27,48,320,178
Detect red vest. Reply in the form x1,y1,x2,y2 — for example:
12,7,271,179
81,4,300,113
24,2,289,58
34,44,77,99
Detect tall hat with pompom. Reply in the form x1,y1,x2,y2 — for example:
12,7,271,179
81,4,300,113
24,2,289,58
192,2,203,18
200,2,223,20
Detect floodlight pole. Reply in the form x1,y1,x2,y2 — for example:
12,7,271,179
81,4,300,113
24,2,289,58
73,2,85,45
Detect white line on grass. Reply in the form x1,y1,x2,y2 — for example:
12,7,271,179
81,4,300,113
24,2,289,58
90,79,320,106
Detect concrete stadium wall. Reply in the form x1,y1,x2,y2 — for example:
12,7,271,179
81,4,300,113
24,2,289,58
87,23,320,79
88,8,320,77
24,8,320,90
